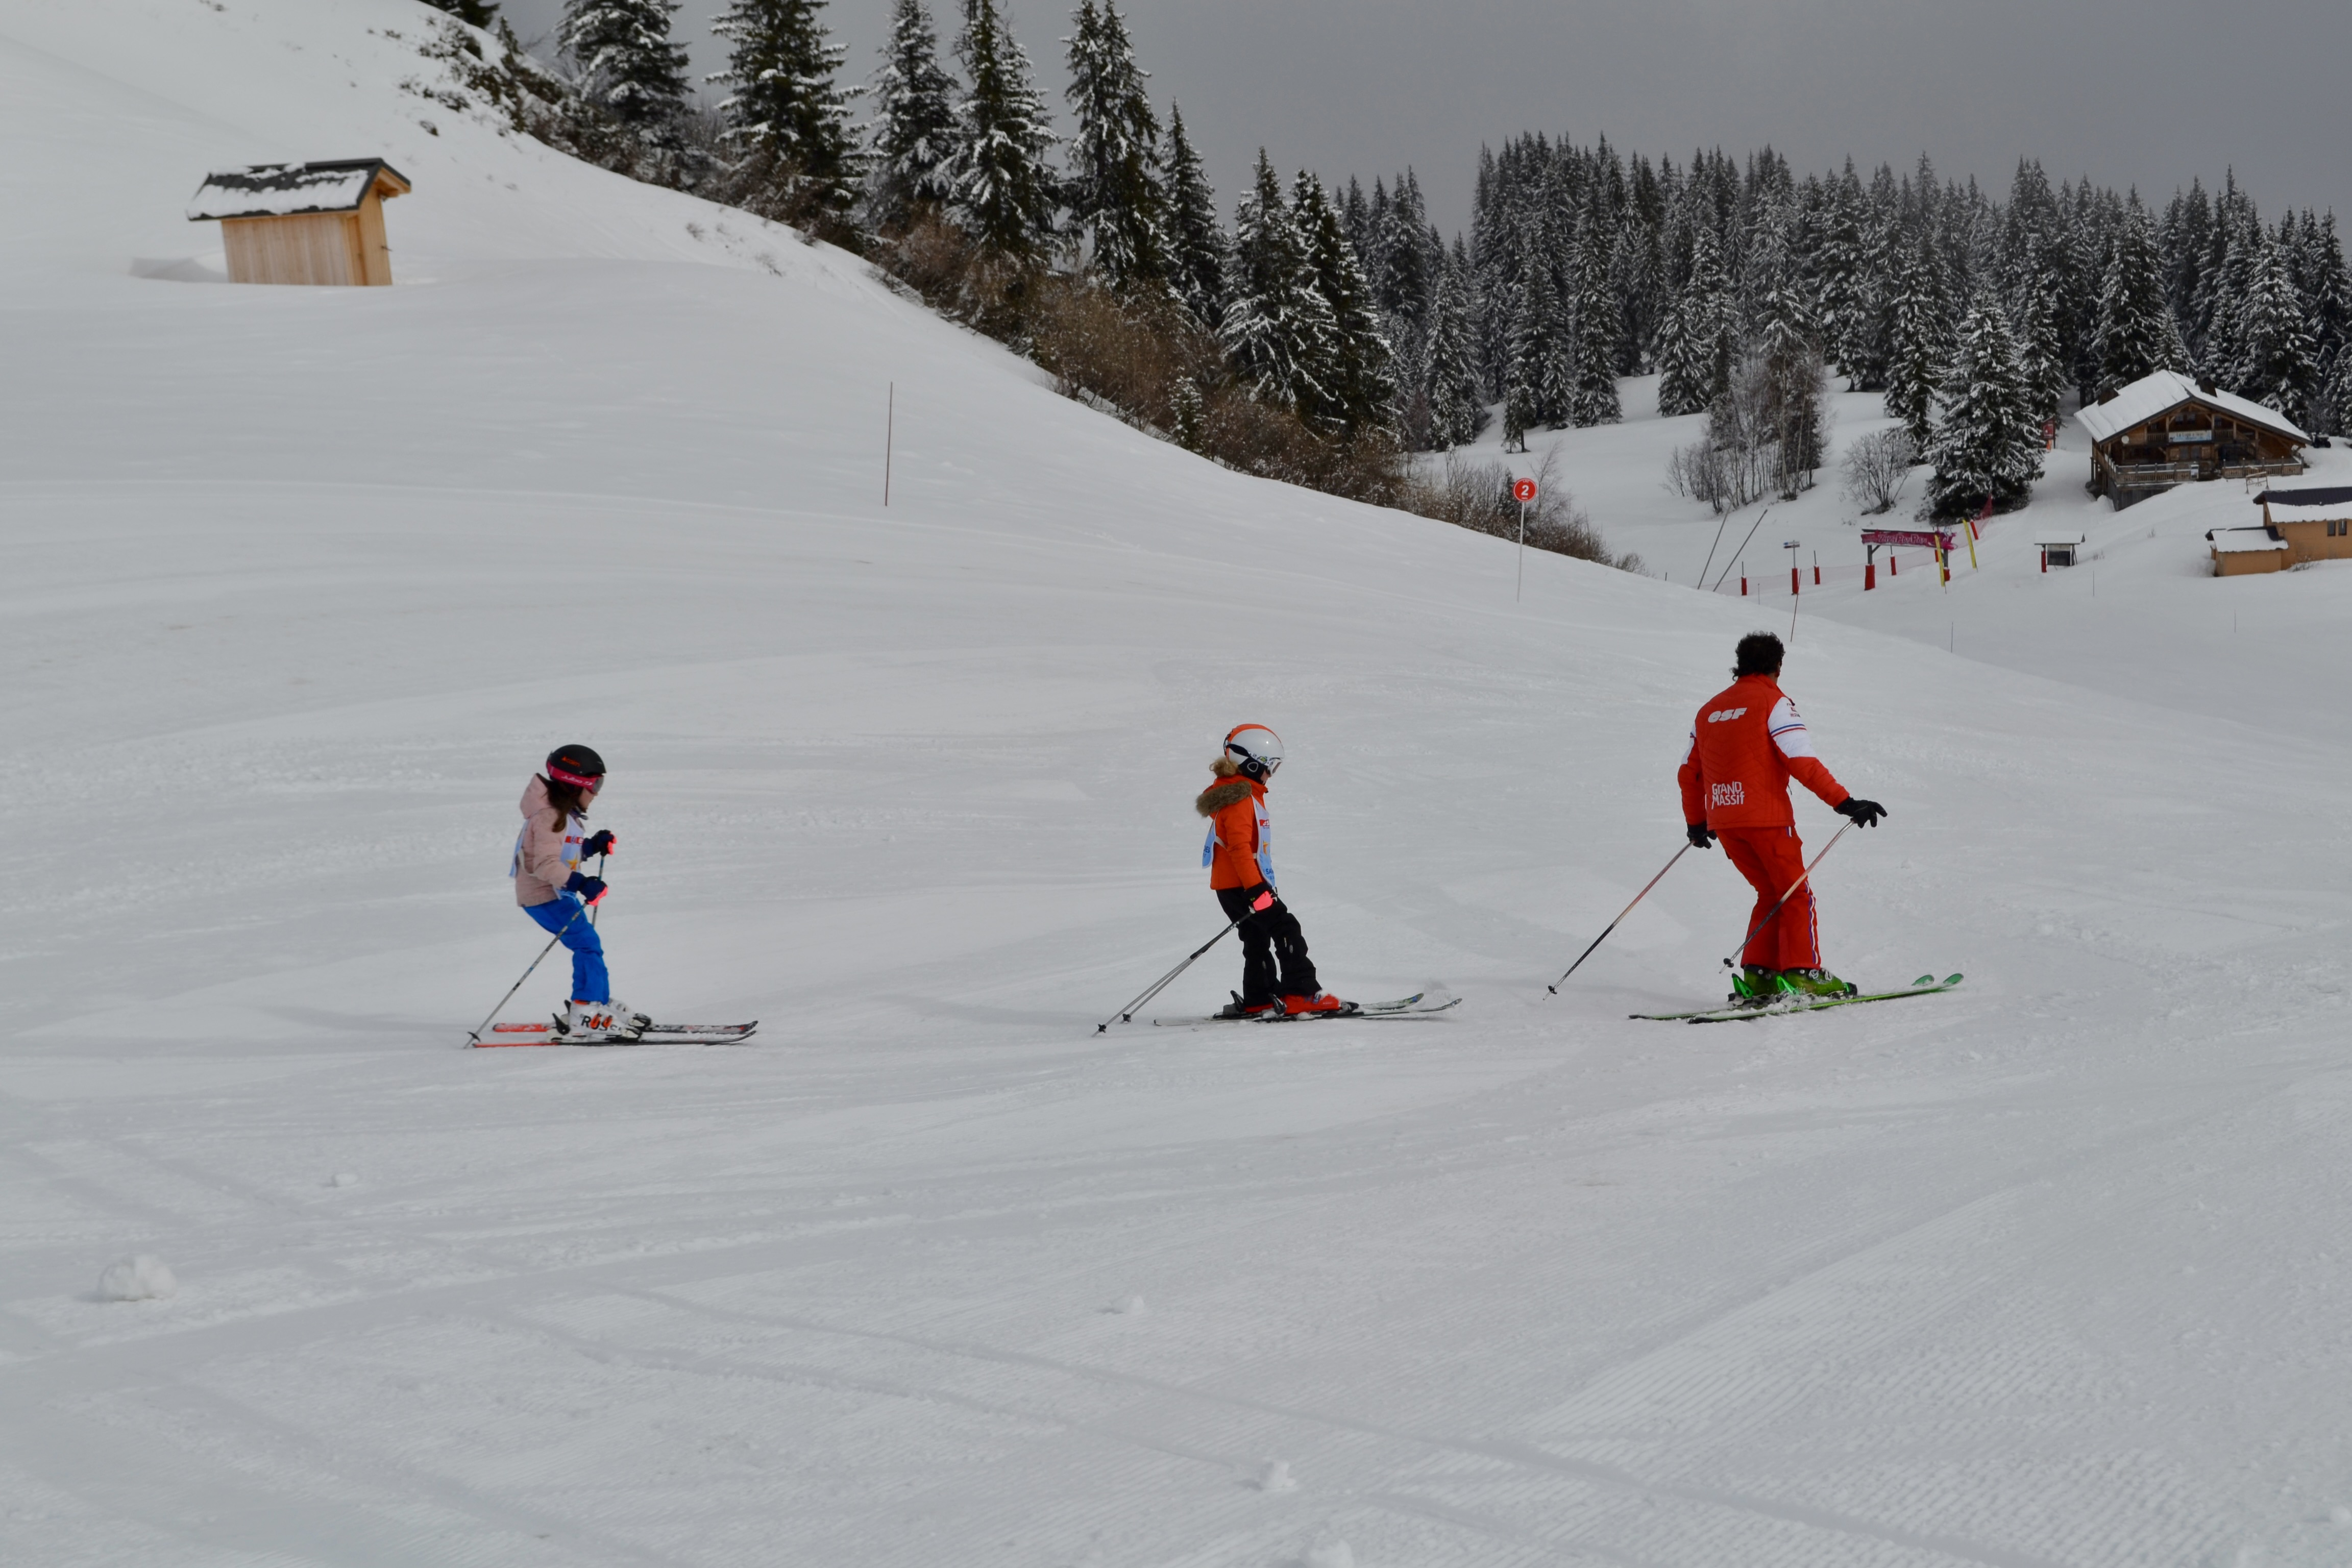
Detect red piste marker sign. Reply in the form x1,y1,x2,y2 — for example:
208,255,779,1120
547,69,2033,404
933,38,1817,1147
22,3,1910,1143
1512,477,1537,504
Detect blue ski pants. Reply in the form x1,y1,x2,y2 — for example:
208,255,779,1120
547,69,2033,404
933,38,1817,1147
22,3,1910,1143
522,895,609,1003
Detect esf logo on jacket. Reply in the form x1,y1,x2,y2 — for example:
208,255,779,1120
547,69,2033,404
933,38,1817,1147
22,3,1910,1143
1706,706,1750,723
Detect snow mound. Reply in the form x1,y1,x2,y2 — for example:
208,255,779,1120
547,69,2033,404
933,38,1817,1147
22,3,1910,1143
96,1254,177,1302
1256,1459,1297,1493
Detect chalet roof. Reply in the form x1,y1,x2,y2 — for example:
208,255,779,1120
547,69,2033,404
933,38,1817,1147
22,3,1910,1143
2205,525,2287,554
188,159,410,222
2075,370,2308,447
2255,485,2352,523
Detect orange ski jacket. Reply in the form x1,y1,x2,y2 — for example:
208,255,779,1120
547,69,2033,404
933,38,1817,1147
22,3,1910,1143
1677,674,1851,830
1196,768,1274,891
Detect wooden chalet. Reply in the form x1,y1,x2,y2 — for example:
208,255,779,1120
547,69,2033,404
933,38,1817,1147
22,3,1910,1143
2076,370,2306,509
187,160,410,286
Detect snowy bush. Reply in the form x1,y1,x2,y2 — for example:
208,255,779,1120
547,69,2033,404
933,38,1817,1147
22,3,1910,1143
1416,450,1636,570
97,1254,177,1302
1841,429,1917,514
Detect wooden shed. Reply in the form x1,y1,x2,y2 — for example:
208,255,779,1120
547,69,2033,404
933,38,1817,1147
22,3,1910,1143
2252,485,2352,565
2076,370,2306,509
187,160,410,286
2204,525,2289,576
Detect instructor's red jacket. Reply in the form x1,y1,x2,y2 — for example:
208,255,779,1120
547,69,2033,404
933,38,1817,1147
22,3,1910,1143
1678,674,1851,830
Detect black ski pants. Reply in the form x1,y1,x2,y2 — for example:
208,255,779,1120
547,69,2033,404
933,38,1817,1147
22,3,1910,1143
1216,885,1320,1006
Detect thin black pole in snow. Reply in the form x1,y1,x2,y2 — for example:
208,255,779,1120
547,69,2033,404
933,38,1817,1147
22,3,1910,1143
467,901,589,1046
1697,508,1731,595
1096,913,1250,1033
883,382,894,505
1710,505,1773,594
1721,821,1852,970
1515,499,1527,601
1548,843,1690,993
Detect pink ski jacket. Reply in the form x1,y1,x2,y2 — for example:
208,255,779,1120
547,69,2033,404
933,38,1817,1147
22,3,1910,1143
511,775,587,906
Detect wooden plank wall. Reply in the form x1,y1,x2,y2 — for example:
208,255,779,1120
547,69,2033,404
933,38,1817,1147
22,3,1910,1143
222,212,366,286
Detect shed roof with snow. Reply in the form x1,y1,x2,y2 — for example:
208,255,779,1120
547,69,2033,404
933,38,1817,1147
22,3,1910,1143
2205,525,2287,553
2255,486,2352,525
187,159,410,220
2076,370,2307,447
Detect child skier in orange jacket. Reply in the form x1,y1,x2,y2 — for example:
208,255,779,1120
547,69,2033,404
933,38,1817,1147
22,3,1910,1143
1195,725,1353,1018
1677,633,1886,1003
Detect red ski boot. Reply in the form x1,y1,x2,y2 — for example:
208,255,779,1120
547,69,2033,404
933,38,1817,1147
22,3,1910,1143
1279,991,1358,1017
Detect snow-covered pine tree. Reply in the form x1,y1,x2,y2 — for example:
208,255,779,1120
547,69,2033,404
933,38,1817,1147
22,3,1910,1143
1061,0,1166,290
2013,285,2069,428
864,0,959,228
1375,170,1435,338
1815,162,1871,387
942,0,1058,262
708,0,858,218
1884,232,1948,446
2328,347,2352,444
1291,170,1395,434
1501,279,1539,452
424,0,501,26
1566,188,1622,425
1425,259,1485,448
2092,198,2185,396
2231,228,2318,422
559,0,691,127
1159,107,1223,326
1926,291,2044,517
1656,224,1731,416
2297,212,2352,434
1218,150,1335,417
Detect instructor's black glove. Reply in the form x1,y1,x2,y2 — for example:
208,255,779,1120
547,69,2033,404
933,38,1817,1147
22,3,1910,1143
1241,884,1277,913
562,871,609,905
1685,822,1716,849
1836,797,1888,827
581,829,616,857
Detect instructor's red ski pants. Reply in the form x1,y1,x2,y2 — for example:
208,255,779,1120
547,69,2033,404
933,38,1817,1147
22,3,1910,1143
1717,825,1821,971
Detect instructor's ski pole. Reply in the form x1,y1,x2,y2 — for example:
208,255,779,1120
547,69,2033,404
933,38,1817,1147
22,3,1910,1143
465,901,587,1046
1548,843,1690,993
1720,821,1852,970
1096,908,1255,1033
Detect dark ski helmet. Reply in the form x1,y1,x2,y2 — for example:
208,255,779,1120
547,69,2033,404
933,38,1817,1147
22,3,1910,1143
545,744,606,790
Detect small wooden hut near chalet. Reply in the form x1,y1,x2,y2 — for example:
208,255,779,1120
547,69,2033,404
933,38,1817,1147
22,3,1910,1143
2202,488,2352,575
187,160,410,286
2076,370,2307,509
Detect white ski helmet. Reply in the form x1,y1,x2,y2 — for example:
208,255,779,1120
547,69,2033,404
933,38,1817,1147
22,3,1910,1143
1223,724,1284,780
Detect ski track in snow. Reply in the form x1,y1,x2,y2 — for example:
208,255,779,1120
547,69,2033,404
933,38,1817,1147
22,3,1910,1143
6,3,2352,1564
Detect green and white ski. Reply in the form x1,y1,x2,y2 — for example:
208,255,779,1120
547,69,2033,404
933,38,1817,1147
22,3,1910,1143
1630,973,1963,1024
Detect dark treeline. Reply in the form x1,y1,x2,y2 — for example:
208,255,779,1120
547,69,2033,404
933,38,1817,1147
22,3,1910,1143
418,0,2346,533
1363,138,2350,514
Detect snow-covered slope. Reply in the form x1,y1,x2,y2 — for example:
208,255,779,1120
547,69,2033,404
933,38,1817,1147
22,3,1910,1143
5,5,2351,1565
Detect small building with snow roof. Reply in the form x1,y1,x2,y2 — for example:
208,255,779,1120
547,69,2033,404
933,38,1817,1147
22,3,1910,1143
187,160,410,286
2251,485,2352,566
2204,524,2289,576
2076,370,2306,509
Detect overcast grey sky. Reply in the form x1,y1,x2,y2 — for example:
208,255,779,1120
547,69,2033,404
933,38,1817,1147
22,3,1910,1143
497,0,2352,236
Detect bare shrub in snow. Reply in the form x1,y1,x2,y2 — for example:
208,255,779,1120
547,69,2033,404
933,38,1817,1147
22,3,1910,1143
1841,429,1918,514
1409,449,1640,571
97,1254,177,1302
1665,351,1828,512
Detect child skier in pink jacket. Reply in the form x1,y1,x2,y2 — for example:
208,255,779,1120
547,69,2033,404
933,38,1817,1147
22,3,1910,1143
512,744,645,1042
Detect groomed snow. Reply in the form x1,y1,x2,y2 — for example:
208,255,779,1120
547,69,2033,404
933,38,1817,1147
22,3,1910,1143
6,4,2352,1566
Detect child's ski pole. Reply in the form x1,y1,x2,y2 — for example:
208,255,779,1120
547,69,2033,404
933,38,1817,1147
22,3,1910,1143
466,901,587,1045
1548,843,1690,993
1721,821,1852,969
1096,910,1253,1033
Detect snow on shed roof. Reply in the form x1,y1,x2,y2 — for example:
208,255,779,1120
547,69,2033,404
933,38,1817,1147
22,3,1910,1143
188,160,409,221
2206,525,2288,553
2075,370,2308,447
2031,530,2087,547
2255,485,2352,523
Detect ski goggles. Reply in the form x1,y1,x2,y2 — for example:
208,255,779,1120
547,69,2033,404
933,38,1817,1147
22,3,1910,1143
547,765,605,791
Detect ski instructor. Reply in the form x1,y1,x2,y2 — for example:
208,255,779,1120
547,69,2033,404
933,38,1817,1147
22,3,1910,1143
1677,633,1886,1004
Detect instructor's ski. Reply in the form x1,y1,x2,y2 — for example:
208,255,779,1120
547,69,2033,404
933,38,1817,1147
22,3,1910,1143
471,1020,760,1048
1630,974,1961,1024
1151,993,1462,1027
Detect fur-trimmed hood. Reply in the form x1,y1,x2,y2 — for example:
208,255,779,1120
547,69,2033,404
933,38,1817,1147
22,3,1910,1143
1195,758,1259,818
